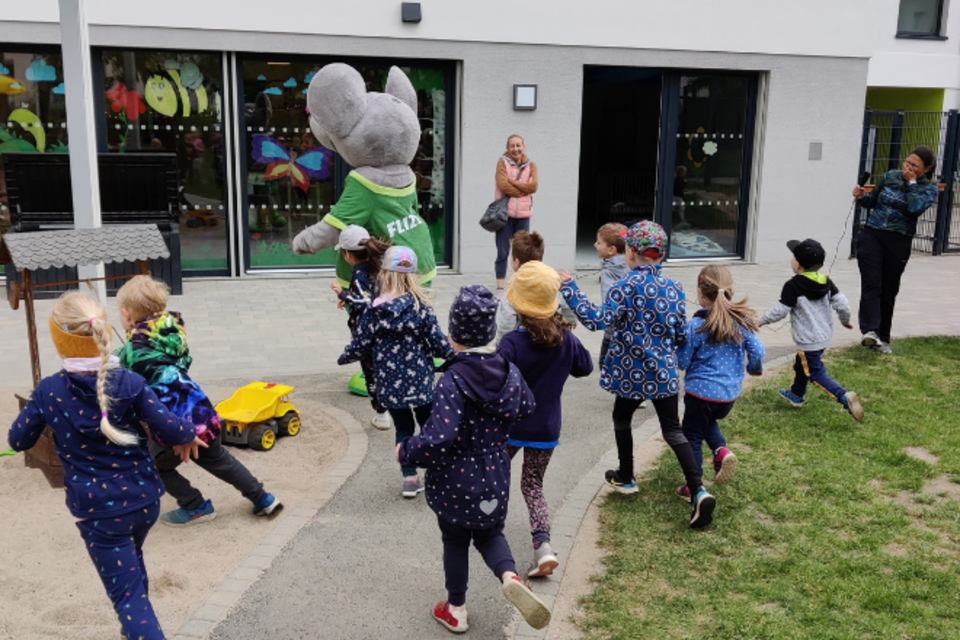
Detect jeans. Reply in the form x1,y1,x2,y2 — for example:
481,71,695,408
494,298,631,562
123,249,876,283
791,350,846,401
494,217,531,280
507,445,554,546
151,432,265,510
389,404,432,477
76,500,165,640
437,516,516,607
682,394,734,474
857,226,912,343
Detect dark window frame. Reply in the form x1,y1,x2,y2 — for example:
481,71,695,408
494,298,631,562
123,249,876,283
896,0,948,38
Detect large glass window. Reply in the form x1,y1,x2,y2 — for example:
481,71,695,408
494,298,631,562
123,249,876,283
898,0,945,36
0,49,67,230
240,56,452,269
100,50,228,272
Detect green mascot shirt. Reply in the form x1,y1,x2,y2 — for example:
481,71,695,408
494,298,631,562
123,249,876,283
324,171,436,287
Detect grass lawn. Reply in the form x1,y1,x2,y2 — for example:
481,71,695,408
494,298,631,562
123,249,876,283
576,336,960,640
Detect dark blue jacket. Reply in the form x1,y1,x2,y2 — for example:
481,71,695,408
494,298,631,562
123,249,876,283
8,369,196,519
860,170,939,237
338,293,454,409
497,329,593,446
398,350,535,529
339,261,375,334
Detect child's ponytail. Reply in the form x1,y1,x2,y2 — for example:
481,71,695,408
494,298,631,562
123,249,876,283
358,236,393,279
697,265,758,344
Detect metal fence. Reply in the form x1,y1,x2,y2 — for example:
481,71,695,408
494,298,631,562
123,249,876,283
855,109,960,255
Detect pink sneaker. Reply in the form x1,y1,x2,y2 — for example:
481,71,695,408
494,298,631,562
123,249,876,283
713,447,737,486
676,485,692,502
433,601,468,634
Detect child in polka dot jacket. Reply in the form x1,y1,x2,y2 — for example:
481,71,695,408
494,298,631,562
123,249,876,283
7,293,200,640
561,220,716,529
397,285,551,634
675,265,765,506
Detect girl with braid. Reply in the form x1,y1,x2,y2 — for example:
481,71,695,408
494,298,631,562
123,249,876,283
7,292,200,640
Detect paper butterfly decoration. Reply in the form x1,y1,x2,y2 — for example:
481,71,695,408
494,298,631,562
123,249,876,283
251,134,332,193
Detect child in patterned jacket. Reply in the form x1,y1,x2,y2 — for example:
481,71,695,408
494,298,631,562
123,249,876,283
561,220,716,529
9,292,200,640
339,246,454,498
398,285,550,634
117,275,282,526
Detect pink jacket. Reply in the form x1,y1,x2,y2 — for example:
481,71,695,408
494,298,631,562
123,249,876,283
494,155,539,219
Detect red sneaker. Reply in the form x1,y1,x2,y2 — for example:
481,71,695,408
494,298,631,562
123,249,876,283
433,601,468,634
713,447,737,486
676,485,692,502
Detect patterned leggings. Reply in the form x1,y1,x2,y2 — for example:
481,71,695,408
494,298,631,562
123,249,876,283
507,445,554,547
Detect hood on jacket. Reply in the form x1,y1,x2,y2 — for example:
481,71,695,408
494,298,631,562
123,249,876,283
127,311,190,362
369,293,421,332
60,370,141,438
790,274,831,302
446,351,533,421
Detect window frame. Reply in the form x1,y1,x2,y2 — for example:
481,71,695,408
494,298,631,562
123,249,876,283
896,0,948,39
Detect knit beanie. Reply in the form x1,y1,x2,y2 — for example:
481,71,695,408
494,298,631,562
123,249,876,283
507,261,561,318
448,285,498,348
49,315,100,358
622,220,668,257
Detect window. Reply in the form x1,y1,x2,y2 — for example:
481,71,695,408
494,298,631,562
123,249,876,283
898,0,946,37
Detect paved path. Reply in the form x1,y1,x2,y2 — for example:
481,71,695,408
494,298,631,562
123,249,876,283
2,255,958,639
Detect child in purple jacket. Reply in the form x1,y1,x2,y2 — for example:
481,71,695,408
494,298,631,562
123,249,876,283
498,261,593,578
397,285,551,634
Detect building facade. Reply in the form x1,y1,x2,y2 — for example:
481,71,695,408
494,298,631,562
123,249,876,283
2,1,880,279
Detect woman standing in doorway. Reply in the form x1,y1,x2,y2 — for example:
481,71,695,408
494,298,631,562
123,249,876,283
494,134,539,296
853,145,939,354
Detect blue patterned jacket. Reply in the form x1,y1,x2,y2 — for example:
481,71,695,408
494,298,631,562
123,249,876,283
561,264,686,400
860,170,939,237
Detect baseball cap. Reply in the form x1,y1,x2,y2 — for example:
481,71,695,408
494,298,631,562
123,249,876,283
334,225,371,251
622,220,668,257
382,245,418,273
787,238,826,270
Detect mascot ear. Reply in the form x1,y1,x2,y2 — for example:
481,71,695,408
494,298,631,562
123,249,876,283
385,66,417,116
307,63,367,138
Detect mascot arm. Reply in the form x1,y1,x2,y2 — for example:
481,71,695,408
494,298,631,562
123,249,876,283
292,220,340,255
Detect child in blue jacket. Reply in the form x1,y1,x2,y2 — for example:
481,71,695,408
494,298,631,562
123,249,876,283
8,293,200,640
398,285,551,634
676,265,765,502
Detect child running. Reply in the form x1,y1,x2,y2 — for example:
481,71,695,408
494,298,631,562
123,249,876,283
339,245,454,498
497,261,593,577
329,224,394,430
759,239,864,421
8,292,200,640
561,220,716,529
594,222,629,364
397,285,551,633
676,265,765,503
117,275,282,525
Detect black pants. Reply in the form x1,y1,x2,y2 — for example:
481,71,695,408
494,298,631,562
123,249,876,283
612,394,702,494
389,404,431,477
681,394,734,474
437,516,515,607
151,432,265,511
857,226,912,344
494,217,531,280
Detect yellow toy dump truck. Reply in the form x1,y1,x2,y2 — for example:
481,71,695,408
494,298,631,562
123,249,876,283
216,382,300,451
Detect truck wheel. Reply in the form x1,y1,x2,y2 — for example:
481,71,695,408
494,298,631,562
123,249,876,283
278,412,300,437
249,424,276,451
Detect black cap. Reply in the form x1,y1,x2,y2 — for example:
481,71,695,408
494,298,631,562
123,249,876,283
787,239,826,270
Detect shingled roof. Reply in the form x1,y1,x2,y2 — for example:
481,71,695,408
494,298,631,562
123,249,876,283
1,225,170,271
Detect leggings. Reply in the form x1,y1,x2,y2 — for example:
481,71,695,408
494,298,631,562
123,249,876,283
437,516,515,607
507,445,554,547
612,394,702,495
389,404,432,477
75,500,164,640
494,217,531,280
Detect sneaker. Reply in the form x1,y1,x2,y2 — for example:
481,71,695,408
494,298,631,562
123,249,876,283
402,475,425,498
253,493,283,517
690,488,716,529
502,575,551,630
874,341,893,354
842,392,864,422
676,485,692,503
861,331,880,347
161,499,216,526
433,601,468,634
371,412,393,430
713,447,737,486
495,286,505,300
528,542,559,578
779,389,804,408
604,469,639,494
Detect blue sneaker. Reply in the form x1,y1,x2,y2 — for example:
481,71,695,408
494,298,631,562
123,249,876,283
690,489,715,529
779,389,804,408
253,492,283,517
604,469,638,494
161,499,216,526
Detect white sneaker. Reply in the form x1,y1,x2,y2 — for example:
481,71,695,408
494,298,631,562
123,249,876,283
371,412,392,430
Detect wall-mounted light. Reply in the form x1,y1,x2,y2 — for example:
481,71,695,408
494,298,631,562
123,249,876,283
513,84,537,111
401,3,422,23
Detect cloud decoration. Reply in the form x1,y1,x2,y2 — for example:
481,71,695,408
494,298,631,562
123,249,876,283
0,64,10,75
702,141,719,157
257,74,267,81
52,82,65,95
302,88,308,94
11,82,23,90
283,77,297,88
263,87,283,95
26,59,57,82
304,70,316,83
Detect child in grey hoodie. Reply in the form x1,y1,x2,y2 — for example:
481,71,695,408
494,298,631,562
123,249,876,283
594,223,630,364
759,239,864,421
